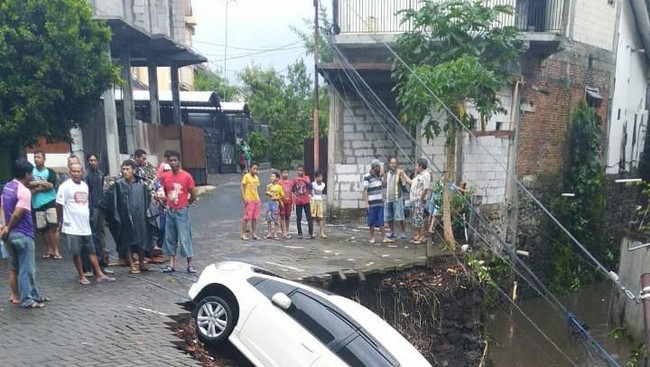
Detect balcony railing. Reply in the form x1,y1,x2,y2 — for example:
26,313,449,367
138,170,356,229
334,0,565,34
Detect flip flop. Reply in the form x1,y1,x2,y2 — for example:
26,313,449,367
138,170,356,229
162,265,175,273
79,279,91,285
25,302,46,309
52,255,63,260
129,269,141,274
42,254,53,259
240,235,249,241
383,239,394,243
96,277,116,283
369,239,376,244
252,235,260,240
36,297,50,303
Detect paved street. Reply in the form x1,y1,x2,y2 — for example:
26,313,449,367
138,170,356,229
0,172,430,366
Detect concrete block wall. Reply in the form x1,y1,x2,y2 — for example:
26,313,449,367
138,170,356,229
570,0,617,51
330,164,372,210
341,98,415,165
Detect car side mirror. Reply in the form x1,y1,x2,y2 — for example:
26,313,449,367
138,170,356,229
271,293,292,310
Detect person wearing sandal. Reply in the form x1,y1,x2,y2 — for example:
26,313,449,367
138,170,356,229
2,158,48,309
160,151,198,274
56,163,116,285
400,158,430,245
240,162,261,241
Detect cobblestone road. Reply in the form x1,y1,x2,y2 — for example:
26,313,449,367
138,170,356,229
0,172,430,366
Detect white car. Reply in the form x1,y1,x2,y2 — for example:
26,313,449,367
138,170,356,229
188,261,432,367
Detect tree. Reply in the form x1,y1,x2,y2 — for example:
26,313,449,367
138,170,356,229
0,0,119,152
290,2,334,63
239,60,327,168
394,0,523,248
194,67,238,101
549,101,606,293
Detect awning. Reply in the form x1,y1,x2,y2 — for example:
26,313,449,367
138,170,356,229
102,18,207,67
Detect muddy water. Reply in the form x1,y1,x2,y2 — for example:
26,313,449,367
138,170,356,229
487,282,638,366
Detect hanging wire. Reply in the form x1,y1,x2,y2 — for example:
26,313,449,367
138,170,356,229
323,18,620,365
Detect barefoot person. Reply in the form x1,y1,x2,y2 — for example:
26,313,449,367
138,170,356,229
264,171,283,240
310,171,327,239
363,159,393,244
240,162,261,240
278,169,293,239
1,158,47,308
56,163,115,285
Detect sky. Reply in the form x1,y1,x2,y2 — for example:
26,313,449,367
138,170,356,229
191,0,318,85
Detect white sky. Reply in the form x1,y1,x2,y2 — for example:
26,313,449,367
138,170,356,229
191,0,317,85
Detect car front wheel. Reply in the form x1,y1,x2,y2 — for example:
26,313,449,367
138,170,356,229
194,295,235,346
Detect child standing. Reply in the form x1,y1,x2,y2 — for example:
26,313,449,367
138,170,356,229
278,169,293,239
265,171,284,240
310,171,327,239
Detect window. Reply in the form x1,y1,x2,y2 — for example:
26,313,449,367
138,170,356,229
249,278,296,299
287,291,356,346
337,334,397,367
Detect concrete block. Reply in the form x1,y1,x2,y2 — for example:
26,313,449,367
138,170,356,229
339,191,362,200
343,124,354,133
335,164,360,174
352,140,371,149
340,200,360,209
337,173,362,183
347,133,366,141
355,149,374,157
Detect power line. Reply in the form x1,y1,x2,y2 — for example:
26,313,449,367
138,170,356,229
193,39,303,52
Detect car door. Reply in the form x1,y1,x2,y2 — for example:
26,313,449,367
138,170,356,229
238,279,325,367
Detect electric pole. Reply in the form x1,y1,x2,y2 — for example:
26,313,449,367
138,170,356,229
313,0,320,173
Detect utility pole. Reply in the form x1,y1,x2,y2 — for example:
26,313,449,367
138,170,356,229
313,0,320,173
641,273,650,367
223,0,230,100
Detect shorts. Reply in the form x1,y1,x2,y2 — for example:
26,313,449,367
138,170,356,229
411,200,426,228
163,207,194,258
384,197,405,222
243,200,261,221
367,206,384,228
61,233,95,257
311,200,324,219
35,207,58,230
266,201,280,223
280,201,292,219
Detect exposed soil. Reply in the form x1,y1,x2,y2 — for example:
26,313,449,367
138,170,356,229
172,255,482,366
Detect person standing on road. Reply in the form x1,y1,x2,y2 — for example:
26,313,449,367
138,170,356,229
240,140,252,173
278,168,293,239
363,159,393,244
56,163,116,285
383,157,408,240
310,171,327,239
1,158,47,308
84,153,109,272
292,165,314,239
0,202,18,305
264,171,283,240
159,151,198,274
29,150,62,260
240,162,261,240
400,158,430,245
102,160,152,275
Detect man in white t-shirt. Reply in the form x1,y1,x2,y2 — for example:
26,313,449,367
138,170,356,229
56,163,115,285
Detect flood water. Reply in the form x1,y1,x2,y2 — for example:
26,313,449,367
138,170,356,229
487,282,638,366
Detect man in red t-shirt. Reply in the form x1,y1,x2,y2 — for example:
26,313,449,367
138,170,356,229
292,165,313,239
159,151,198,274
278,168,294,239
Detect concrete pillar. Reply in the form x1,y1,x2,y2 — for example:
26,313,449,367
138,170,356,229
121,48,138,154
327,88,343,209
148,59,161,125
69,127,85,170
171,63,182,125
103,46,121,176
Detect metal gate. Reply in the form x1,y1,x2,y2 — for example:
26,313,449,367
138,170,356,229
181,125,207,185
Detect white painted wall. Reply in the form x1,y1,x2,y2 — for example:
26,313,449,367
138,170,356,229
570,0,617,50
606,0,649,174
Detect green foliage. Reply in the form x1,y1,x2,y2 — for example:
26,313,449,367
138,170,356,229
608,327,632,341
549,101,606,294
633,181,650,232
247,132,268,162
0,0,119,148
238,60,328,168
393,0,523,139
194,68,238,101
290,2,333,63
626,344,646,367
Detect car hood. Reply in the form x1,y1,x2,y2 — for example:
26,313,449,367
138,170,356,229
329,295,432,367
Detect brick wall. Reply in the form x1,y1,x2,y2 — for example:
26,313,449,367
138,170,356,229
517,43,615,176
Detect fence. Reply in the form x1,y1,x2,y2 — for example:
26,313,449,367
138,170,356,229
335,0,564,34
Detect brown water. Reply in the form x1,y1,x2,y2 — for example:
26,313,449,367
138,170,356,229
487,282,638,367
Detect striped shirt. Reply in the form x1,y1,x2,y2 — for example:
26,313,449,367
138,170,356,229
363,172,383,208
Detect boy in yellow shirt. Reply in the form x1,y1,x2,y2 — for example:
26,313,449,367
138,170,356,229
264,171,284,239
240,162,260,240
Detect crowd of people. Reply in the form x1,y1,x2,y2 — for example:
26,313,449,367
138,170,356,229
0,148,197,309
